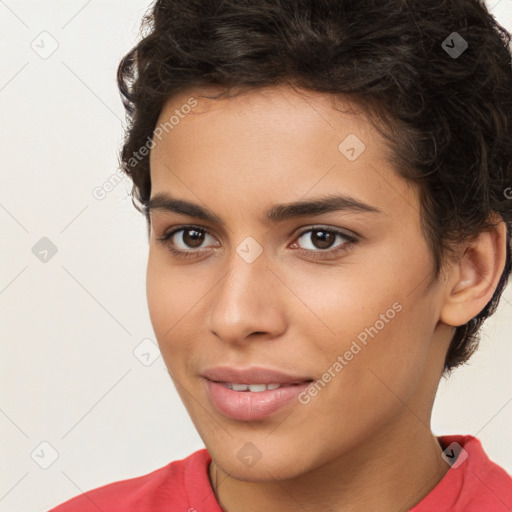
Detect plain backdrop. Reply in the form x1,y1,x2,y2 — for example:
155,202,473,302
1,1,511,511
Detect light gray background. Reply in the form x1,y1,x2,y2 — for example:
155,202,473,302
1,1,511,511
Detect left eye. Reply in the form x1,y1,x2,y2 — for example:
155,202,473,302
292,227,357,252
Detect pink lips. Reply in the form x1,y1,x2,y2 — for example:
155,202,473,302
202,366,313,421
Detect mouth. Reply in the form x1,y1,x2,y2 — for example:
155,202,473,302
201,365,313,386
215,381,311,392
201,366,314,421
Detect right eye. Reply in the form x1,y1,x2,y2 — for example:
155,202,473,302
157,225,220,259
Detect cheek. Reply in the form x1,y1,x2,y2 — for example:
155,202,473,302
146,252,215,377
276,262,404,346
294,302,435,461
145,253,191,344
315,288,437,429
290,257,437,391
146,256,171,335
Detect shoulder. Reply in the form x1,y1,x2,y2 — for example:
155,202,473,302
456,434,512,509
412,434,512,512
48,449,212,512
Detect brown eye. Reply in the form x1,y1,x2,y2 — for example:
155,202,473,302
157,224,357,262
157,226,219,254
309,230,336,249
290,226,359,260
295,227,355,251
181,228,206,248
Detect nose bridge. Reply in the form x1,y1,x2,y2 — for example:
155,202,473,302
207,235,283,341
216,238,267,318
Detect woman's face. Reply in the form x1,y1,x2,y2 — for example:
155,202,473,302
146,85,451,481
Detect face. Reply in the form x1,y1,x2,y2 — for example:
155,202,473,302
146,85,450,481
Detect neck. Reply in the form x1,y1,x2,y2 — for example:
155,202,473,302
209,416,449,512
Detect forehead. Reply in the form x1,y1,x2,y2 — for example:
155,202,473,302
148,84,419,222
155,84,373,143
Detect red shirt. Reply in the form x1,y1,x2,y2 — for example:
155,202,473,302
49,434,512,511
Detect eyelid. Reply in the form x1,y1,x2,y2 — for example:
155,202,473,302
293,224,358,242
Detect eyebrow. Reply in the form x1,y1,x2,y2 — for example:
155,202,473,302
145,192,382,225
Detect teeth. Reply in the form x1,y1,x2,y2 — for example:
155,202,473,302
247,384,267,392
223,383,282,392
232,383,249,391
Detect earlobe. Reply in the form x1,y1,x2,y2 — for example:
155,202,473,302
439,220,507,328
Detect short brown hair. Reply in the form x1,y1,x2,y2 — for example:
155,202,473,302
117,0,512,373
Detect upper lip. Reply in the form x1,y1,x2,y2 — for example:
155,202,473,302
202,366,313,385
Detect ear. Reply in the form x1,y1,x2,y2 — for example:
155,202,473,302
439,218,508,327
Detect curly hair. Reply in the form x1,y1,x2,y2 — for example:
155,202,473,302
117,0,512,374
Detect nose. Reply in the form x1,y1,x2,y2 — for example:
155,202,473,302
206,245,287,345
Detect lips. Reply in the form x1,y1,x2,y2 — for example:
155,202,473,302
201,366,313,385
202,366,314,421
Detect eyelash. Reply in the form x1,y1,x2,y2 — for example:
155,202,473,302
156,225,358,261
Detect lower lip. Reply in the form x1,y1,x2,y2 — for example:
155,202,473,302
204,379,311,421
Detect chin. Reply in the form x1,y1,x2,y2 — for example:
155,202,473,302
207,440,316,483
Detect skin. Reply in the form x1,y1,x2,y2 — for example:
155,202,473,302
146,84,507,512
